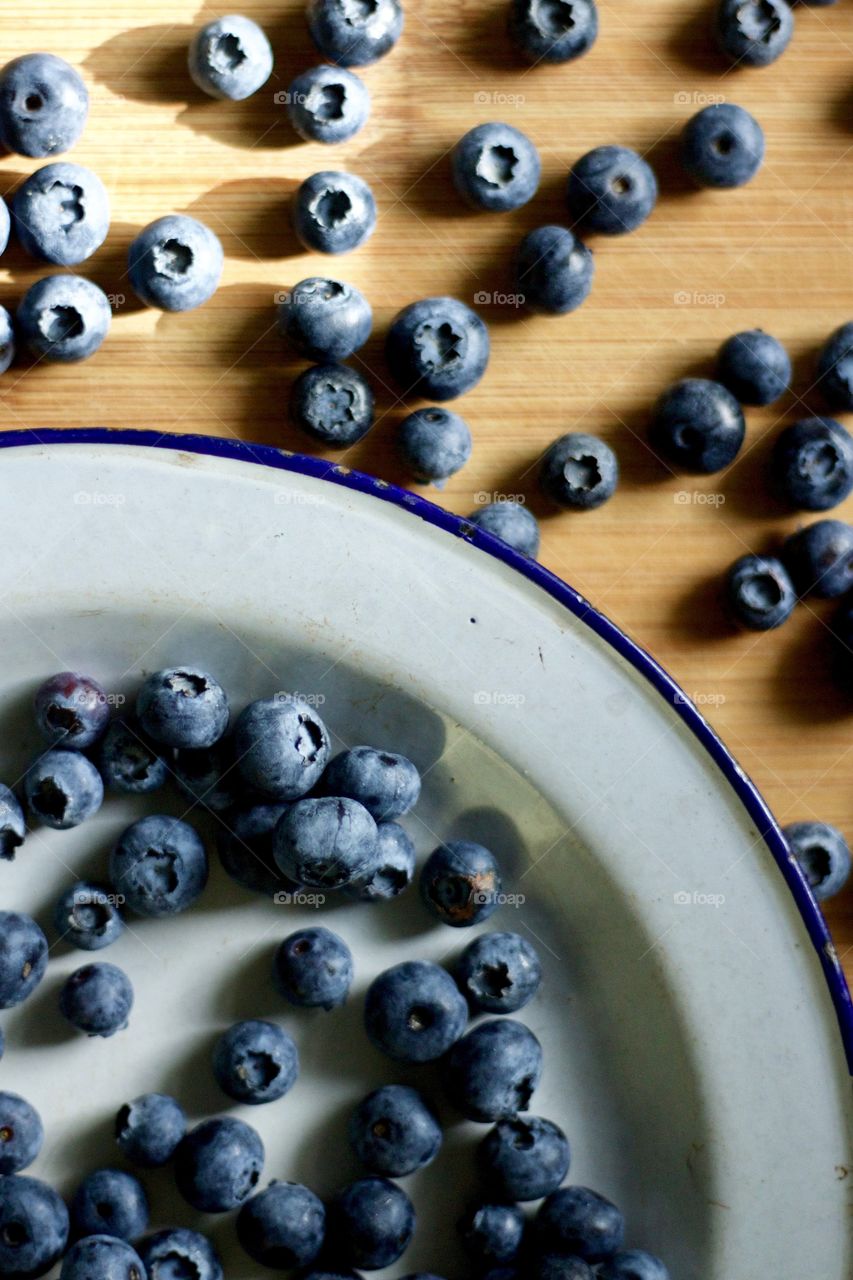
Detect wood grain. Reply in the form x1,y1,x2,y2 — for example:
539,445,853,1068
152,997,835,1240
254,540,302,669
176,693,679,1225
3,2,853,983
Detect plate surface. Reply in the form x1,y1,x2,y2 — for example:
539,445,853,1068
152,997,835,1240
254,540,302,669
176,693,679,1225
0,431,850,1280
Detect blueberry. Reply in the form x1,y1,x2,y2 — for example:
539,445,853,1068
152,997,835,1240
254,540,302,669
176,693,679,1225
716,0,793,66
0,912,48,1009
0,54,88,157
14,163,109,266
567,146,657,235
59,962,133,1038
783,820,851,901
454,931,542,1014
137,1229,222,1280
60,1235,145,1280
110,815,208,916
328,1177,415,1270
273,797,378,890
0,304,14,373
478,1115,570,1201
115,1094,187,1169
0,785,26,861
364,960,468,1062
306,0,404,66
34,671,109,749
175,1117,264,1213
597,1251,671,1280
217,803,296,897
287,65,370,143
398,407,472,486
188,16,274,100
508,0,598,63
530,1259,594,1280
70,1168,149,1242
0,1093,44,1176
725,554,796,630
345,821,416,902
386,296,490,401
443,1018,543,1122
420,840,502,927
279,277,372,362
128,216,223,312
293,171,377,254
459,1202,525,1266
817,322,853,410
53,881,124,951
468,501,541,557
17,275,111,362
680,104,765,189
534,1186,625,1262
235,696,331,799
291,363,375,446
540,432,618,509
0,197,9,257
0,1174,69,1277
237,1181,326,1268
212,1019,299,1104
273,927,354,1009
719,330,790,409
515,224,594,316
770,417,853,510
24,749,104,829
649,378,745,473
173,737,242,813
348,1085,442,1177
97,719,168,794
783,518,853,597
452,123,540,212
136,667,228,749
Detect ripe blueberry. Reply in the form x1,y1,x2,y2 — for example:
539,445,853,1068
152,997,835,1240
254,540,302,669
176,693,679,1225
348,1084,442,1176
649,378,745,473
59,961,134,1038
136,666,228,749
60,1234,145,1280
53,880,124,951
14,163,110,265
364,960,468,1062
293,171,377,254
782,518,853,597
0,1175,69,1277
0,54,88,157
597,1250,671,1280
398,407,472,486
235,696,330,800
567,146,657,235
421,840,502,927
681,105,765,189
137,1229,222,1280
725,554,796,630
0,912,48,1008
188,16,274,100
717,329,790,405
459,1202,526,1266
478,1115,570,1201
716,0,794,67
34,670,110,748
770,417,853,511
274,797,378,890
817,322,853,410
327,1177,415,1270
128,216,223,312
454,930,542,1014
386,297,490,401
534,1185,625,1262
17,275,111,362
237,1181,326,1268
273,927,354,1009
115,1093,187,1168
109,814,208,916
70,1167,149,1241
0,1092,44,1175
306,0,404,66
468,499,540,557
279,277,372,362
515,225,594,316
508,0,598,63
443,1018,544,1121
0,786,25,861
290,363,375,446
287,65,370,143
452,123,541,212
540,432,618,509
212,1019,299,1104
98,718,168,794
175,1116,265,1213
24,748,104,828
345,821,416,902
783,820,851,901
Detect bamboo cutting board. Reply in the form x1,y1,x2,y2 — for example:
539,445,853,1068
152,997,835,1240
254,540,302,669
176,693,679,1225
2,1,853,985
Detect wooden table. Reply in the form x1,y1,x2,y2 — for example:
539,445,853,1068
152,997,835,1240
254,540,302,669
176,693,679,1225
4,2,852,981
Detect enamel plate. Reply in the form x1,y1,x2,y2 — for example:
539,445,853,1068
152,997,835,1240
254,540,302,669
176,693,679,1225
0,431,850,1279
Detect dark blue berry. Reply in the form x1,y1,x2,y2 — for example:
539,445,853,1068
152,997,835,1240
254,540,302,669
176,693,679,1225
597,1251,671,1280
110,815,208,916
17,275,111,361
115,1094,187,1169
307,0,403,66
398,407,472,486
443,1018,543,1121
173,737,242,813
213,1019,299,1104
725,554,796,630
14,163,109,266
386,297,490,401
459,1202,525,1266
217,803,295,897
291,363,375,445
25,748,103,829
681,105,765,189
287,66,370,143
328,1177,415,1270
717,328,789,404
137,1229,222,1280
188,16,273,100
452,123,540,212
237,1181,326,1268
478,1115,570,1201
0,1175,69,1277
818,321,853,410
293,171,377,254
273,927,354,1009
649,378,745,473
175,1117,265,1213
53,881,124,951
0,912,48,1008
783,519,853,597
60,1234,145,1280
0,1093,43,1175
530,1259,594,1280
716,0,793,66
98,719,168,794
567,147,657,235
770,417,853,511
34,671,110,748
515,225,594,316
783,820,851,901
345,821,415,902
508,0,598,63
348,1085,442,1176
540,432,618,509
455,931,542,1014
128,217,223,312
534,1186,625,1262
137,667,228,749
279,277,372,361
468,500,540,557
274,797,378,890
364,960,468,1062
420,840,502,927
70,1168,149,1242
0,54,88,157
59,962,133,1038
0,304,13,372
235,697,330,800
0,785,25,861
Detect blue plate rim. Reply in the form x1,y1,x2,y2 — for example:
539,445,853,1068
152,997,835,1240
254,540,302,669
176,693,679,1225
2,423,851,1072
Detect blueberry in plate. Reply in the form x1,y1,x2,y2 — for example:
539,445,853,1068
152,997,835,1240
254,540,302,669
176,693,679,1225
53,880,124,951
14,163,110,266
217,803,295,897
649,378,745,473
279,277,372,362
60,1234,145,1280
515,224,594,316
398,407,472,486
533,1185,625,1262
459,1202,525,1266
175,1116,265,1213
716,0,794,67
173,736,242,813
783,820,851,901
348,1084,442,1177
680,104,765,189
98,718,168,794
567,146,657,235
306,0,404,66
0,785,26,861
717,328,790,406
540,432,618,510
273,927,354,1009
235,696,331,800
454,930,542,1014
816,322,853,410
25,748,104,829
327,1177,415,1270
770,417,853,511
287,65,370,143
725,554,796,630
421,839,501,927
344,821,416,901
34,670,111,748
0,1174,69,1278
0,911,48,1008
17,274,111,362
137,1229,222,1280
468,500,541,557
128,215,223,312
115,1093,187,1168
188,15,274,100
212,1019,299,1104
597,1250,671,1279
109,814,208,916
274,796,378,890
70,1167,149,1242
478,1115,570,1201
386,296,490,401
0,305,14,374
0,1092,44,1175
290,363,375,446
442,1018,543,1121
293,171,377,254
136,666,229,749
364,960,468,1062
237,1181,326,1268
508,0,599,63
452,123,541,212
59,961,134,1038
323,747,420,821
0,53,88,157
782,518,853,597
